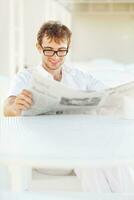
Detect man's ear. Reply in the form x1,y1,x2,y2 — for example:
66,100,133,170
36,43,42,53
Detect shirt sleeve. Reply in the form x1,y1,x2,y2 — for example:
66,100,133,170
7,69,32,97
85,71,107,91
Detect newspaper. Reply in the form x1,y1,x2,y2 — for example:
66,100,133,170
22,67,134,116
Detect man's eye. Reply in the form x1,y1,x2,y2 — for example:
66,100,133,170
58,50,68,53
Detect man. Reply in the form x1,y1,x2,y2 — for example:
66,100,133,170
4,21,105,117
4,21,134,192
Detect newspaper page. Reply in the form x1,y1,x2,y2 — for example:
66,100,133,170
97,80,134,116
22,67,107,116
22,67,134,116
104,81,134,97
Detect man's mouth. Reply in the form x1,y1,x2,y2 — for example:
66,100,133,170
49,60,60,65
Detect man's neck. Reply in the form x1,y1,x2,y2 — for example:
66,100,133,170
42,63,62,81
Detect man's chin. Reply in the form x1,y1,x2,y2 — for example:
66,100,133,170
44,61,62,71
49,64,61,70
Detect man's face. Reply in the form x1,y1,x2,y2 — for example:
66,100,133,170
39,36,68,71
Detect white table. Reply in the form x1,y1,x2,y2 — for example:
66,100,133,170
1,115,134,191
0,191,134,200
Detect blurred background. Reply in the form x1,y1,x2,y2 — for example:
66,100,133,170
1,0,134,115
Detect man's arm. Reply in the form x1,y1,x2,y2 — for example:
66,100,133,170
4,89,33,116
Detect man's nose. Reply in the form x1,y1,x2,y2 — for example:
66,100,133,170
52,52,59,58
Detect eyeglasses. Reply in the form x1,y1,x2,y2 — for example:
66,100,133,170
42,48,68,57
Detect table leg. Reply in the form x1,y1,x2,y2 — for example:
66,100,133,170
8,165,32,192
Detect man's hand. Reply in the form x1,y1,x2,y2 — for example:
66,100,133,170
4,89,33,116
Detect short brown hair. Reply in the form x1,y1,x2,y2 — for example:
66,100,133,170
37,21,72,47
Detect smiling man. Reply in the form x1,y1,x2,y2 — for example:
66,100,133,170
4,20,105,117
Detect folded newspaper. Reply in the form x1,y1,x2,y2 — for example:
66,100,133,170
22,67,134,116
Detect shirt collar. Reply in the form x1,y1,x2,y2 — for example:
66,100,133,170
36,63,66,81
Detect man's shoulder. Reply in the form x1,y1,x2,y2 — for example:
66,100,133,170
17,67,33,76
15,67,33,81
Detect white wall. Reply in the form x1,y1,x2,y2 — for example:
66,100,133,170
71,14,134,63
0,0,10,75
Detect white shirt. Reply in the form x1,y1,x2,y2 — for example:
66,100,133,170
8,63,106,97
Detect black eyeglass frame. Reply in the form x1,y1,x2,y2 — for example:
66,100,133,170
42,48,68,57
